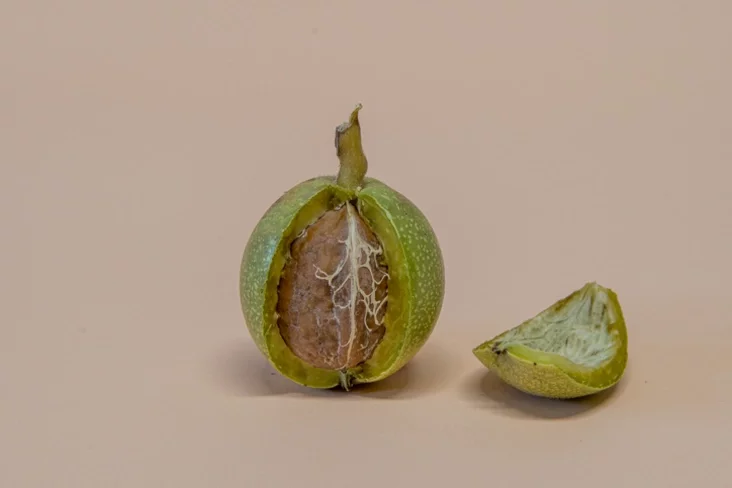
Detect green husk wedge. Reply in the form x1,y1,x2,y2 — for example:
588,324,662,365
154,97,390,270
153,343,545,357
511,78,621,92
472,282,628,399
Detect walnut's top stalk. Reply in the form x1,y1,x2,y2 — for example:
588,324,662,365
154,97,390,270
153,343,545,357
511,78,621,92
335,104,368,190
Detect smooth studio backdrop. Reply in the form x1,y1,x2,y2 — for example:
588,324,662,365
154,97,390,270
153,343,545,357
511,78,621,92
2,2,730,487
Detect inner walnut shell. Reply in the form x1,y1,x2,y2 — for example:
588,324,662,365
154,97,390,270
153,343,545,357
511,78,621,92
276,201,389,371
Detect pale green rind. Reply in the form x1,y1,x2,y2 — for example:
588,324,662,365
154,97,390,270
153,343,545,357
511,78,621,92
473,346,604,399
355,177,446,383
239,176,346,389
472,284,628,399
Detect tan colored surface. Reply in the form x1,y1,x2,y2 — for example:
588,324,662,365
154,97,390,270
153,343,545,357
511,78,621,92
2,2,731,487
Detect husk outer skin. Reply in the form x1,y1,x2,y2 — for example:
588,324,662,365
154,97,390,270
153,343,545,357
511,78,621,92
239,175,445,389
472,286,629,399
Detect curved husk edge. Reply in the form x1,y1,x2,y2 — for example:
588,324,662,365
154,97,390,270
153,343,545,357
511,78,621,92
240,177,342,388
355,177,445,383
239,176,445,389
472,284,628,399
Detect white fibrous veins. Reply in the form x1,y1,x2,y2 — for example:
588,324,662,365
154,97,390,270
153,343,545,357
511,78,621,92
313,203,389,370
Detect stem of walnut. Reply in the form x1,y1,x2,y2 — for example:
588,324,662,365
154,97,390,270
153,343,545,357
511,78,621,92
335,103,368,190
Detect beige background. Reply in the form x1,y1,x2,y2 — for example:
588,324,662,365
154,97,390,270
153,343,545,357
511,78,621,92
2,1,731,487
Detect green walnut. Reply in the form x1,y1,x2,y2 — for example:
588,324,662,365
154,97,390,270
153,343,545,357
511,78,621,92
239,104,445,390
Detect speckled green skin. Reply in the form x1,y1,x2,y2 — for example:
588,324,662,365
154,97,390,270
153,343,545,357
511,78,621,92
239,175,445,389
472,285,628,399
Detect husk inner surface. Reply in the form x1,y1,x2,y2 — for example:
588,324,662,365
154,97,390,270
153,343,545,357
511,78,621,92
491,283,621,369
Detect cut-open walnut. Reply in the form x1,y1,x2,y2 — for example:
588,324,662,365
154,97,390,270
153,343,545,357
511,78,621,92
239,104,445,390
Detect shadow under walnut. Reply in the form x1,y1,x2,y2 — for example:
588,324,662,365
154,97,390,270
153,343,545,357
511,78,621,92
210,339,456,400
